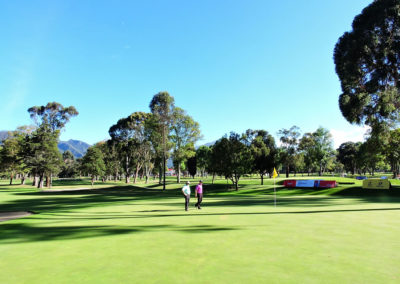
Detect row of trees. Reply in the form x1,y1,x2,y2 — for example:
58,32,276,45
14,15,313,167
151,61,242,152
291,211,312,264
0,93,202,188
1,100,399,190
192,127,337,190
2,101,399,190
189,126,400,190
76,125,337,190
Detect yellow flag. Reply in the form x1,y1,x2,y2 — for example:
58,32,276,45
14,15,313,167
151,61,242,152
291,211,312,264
272,168,278,179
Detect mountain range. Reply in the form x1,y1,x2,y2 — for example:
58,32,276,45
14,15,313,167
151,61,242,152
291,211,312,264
58,140,91,158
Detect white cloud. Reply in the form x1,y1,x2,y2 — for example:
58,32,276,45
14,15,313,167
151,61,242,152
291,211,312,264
330,125,370,149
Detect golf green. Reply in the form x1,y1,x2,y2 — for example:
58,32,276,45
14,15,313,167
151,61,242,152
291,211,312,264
0,184,399,283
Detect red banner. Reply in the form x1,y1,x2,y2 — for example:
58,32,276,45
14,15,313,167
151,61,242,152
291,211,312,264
283,180,297,188
318,180,337,188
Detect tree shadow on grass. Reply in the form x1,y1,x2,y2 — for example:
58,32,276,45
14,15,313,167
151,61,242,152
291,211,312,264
331,185,400,197
0,223,237,244
2,184,400,219
127,207,400,220
0,186,182,213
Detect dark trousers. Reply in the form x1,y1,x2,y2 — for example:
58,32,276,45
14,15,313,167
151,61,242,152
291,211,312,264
184,195,190,211
195,193,203,208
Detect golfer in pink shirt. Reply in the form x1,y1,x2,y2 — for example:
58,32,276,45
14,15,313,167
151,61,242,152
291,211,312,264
195,180,203,209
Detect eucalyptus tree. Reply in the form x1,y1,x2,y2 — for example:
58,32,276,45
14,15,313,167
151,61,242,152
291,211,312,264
24,124,62,188
28,102,79,132
59,150,78,178
170,107,201,183
299,133,317,175
336,141,362,175
298,128,335,176
310,127,335,176
292,152,305,176
149,92,175,190
26,102,78,188
334,0,400,134
95,141,118,181
245,129,277,184
196,145,211,177
278,126,301,177
109,112,152,183
101,140,122,181
385,128,400,178
81,145,106,186
211,132,253,191
0,131,25,185
145,114,164,184
140,118,156,183
358,135,386,176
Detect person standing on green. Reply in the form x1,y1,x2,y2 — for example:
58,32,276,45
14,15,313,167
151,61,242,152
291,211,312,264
195,180,203,209
182,181,191,211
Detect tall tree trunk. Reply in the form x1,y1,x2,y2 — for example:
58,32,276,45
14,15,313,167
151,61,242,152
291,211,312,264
145,164,149,184
125,155,130,183
163,154,166,191
177,166,181,183
33,176,38,187
212,173,215,184
21,175,26,185
392,164,398,179
46,175,51,188
134,167,139,184
38,174,44,189
9,173,13,185
159,164,162,185
260,173,264,185
286,166,289,178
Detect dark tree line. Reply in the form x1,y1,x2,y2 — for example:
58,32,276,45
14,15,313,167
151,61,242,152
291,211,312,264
337,129,400,178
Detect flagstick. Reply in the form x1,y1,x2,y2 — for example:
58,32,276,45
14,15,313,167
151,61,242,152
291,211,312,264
274,178,276,207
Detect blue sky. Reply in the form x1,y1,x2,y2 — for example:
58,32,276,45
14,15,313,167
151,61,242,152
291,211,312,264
0,0,372,148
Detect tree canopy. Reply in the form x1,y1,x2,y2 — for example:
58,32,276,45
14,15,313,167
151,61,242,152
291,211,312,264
171,107,201,183
211,132,253,190
149,92,175,190
28,102,78,132
278,126,301,177
334,0,400,131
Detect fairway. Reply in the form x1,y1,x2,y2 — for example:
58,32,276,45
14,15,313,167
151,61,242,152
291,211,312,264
0,182,399,284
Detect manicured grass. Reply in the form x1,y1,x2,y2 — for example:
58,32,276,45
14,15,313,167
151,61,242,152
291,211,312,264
0,179,399,283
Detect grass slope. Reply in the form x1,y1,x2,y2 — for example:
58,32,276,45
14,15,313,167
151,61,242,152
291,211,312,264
0,177,399,283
